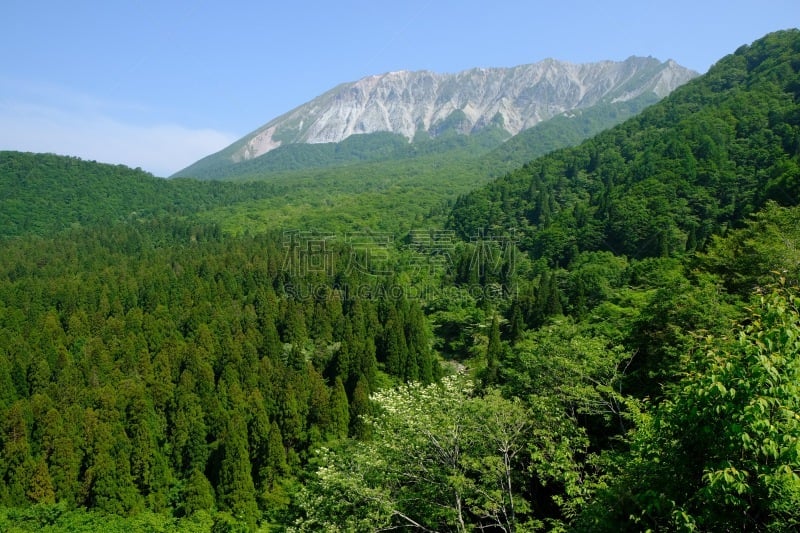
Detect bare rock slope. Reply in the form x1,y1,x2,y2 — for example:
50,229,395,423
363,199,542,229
175,56,697,176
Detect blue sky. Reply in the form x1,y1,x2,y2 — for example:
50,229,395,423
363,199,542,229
1,1,798,176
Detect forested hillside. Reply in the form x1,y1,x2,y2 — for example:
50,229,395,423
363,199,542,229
450,29,800,262
0,91,660,239
0,152,285,238
1,29,800,532
0,219,439,530
170,128,509,180
292,29,800,531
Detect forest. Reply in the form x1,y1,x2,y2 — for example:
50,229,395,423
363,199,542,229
0,29,800,532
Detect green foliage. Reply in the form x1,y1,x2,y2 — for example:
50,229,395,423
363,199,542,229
584,283,800,531
174,130,475,180
0,217,441,528
701,201,800,296
182,470,215,517
328,378,350,440
482,314,503,386
0,501,216,532
217,413,259,528
292,377,573,531
0,151,279,238
449,29,800,264
501,321,628,422
480,92,660,173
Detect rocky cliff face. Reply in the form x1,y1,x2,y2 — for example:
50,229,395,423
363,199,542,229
229,57,697,163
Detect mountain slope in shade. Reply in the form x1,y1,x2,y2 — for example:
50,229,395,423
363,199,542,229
174,57,697,178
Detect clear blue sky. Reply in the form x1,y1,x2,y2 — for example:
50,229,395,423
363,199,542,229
1,0,798,176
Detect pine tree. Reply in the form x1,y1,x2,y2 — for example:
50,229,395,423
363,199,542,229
532,271,563,327
306,365,331,444
382,310,408,379
329,377,350,440
25,456,55,504
173,375,210,473
182,468,215,516
278,378,307,453
507,300,525,342
484,314,502,386
217,412,259,528
282,299,308,347
81,410,144,515
246,389,272,492
350,376,372,440
0,355,18,411
404,303,432,383
311,299,334,345
330,340,353,388
358,335,379,390
40,408,81,504
2,401,34,506
261,319,282,361
264,421,288,489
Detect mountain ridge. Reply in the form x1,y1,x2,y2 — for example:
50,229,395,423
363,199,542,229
448,29,800,262
173,56,697,178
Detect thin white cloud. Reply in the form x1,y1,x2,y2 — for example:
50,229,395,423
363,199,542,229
0,85,236,177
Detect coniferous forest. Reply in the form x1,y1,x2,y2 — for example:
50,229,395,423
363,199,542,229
1,29,800,531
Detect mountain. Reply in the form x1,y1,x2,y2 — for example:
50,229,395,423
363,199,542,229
448,29,800,263
4,30,800,533
173,57,697,179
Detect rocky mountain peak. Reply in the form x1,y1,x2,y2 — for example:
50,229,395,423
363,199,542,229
203,57,699,166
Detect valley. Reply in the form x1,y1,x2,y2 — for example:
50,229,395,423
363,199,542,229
1,29,800,532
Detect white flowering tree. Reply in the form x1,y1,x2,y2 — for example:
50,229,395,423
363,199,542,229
291,375,582,531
